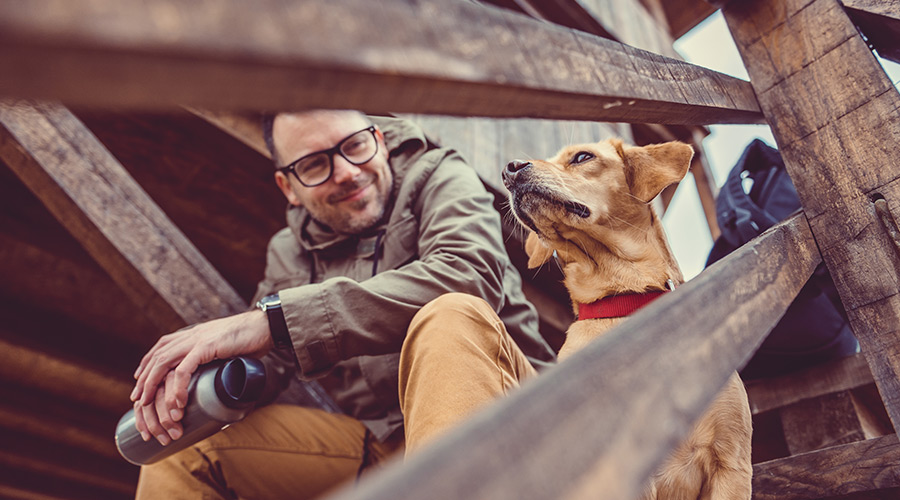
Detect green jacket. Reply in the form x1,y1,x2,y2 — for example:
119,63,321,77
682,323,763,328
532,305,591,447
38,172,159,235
252,116,555,440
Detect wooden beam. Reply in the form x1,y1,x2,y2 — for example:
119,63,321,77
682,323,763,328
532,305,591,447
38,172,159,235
326,214,819,500
752,434,900,500
0,100,336,409
0,337,131,416
184,107,269,159
0,428,137,496
0,100,243,329
746,353,875,415
723,0,900,436
842,0,900,64
0,0,762,125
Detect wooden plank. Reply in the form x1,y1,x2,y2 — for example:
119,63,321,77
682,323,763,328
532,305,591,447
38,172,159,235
746,353,874,415
842,0,900,64
723,0,900,434
752,434,900,500
0,0,762,125
184,107,269,159
0,428,137,496
327,214,820,500
780,391,866,455
0,337,131,416
0,101,243,329
0,464,131,500
0,101,336,411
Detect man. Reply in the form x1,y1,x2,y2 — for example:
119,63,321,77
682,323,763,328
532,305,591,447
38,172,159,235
131,110,555,499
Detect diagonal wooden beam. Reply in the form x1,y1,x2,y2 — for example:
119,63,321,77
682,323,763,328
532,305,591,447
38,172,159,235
0,0,762,125
752,434,900,500
842,0,900,64
0,100,244,330
723,0,900,436
326,214,819,500
0,100,336,408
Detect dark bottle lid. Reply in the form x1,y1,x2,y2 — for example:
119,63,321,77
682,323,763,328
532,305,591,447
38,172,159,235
214,357,267,409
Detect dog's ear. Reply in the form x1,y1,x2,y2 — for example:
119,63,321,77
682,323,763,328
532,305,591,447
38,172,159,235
619,141,694,203
525,231,554,269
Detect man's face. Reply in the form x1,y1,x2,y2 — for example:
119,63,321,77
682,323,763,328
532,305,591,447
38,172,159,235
273,110,393,234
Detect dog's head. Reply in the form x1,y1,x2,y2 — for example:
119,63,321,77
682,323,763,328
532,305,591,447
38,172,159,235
503,139,693,269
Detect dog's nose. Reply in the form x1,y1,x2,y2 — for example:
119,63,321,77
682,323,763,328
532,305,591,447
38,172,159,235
506,160,532,174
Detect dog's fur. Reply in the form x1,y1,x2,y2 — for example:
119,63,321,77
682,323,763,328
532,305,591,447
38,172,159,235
504,139,752,500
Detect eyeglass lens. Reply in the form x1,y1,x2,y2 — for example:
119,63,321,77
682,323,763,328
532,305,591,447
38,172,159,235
295,128,377,186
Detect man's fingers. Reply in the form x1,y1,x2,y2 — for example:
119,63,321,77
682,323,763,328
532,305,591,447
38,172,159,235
155,386,183,441
133,401,151,442
141,400,170,446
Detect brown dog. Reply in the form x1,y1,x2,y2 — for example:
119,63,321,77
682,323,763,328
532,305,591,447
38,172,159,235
503,139,752,500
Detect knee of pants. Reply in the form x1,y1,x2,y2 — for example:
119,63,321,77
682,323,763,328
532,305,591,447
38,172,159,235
402,293,500,353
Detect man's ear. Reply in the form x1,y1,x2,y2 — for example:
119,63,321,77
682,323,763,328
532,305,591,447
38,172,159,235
525,231,555,269
275,171,302,206
621,141,693,203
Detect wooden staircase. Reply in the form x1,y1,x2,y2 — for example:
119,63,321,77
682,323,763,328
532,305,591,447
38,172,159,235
0,0,899,498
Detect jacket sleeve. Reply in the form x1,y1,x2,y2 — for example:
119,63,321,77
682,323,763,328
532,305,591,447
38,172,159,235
279,151,511,378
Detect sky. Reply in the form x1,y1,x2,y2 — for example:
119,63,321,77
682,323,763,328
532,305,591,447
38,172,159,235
661,12,900,280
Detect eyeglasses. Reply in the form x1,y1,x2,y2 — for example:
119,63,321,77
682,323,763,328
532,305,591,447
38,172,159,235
277,126,379,187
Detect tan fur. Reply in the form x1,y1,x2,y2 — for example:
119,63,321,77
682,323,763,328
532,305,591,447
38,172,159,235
505,139,752,499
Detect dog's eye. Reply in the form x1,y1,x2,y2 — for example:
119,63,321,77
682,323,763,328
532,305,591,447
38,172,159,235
571,151,595,165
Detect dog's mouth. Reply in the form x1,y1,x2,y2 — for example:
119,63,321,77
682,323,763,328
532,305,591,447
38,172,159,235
509,184,592,230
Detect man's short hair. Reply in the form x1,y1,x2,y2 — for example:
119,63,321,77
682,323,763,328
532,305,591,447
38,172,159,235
260,110,369,168
261,112,278,166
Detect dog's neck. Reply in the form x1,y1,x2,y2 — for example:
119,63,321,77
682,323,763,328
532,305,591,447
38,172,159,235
555,208,682,307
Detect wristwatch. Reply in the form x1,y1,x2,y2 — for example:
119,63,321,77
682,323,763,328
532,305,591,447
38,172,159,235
256,293,292,349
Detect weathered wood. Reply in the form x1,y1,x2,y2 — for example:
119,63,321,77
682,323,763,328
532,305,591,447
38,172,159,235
0,0,762,125
0,463,131,500
842,0,900,64
0,428,137,496
850,384,895,439
656,0,717,39
723,0,900,435
691,127,721,240
184,107,270,159
0,101,243,329
752,434,900,500
780,391,866,455
0,337,131,416
746,353,875,415
328,214,819,500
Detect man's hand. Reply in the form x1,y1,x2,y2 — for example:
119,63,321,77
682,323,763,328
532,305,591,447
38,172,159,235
130,309,275,444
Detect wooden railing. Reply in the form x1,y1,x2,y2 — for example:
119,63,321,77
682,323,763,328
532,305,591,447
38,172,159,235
1,0,899,499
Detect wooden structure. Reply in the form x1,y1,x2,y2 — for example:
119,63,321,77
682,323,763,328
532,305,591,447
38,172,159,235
0,0,899,498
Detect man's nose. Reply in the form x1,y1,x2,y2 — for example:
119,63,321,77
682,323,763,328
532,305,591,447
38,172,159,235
331,154,362,184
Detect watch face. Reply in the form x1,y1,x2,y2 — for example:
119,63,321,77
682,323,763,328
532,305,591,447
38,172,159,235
258,294,281,310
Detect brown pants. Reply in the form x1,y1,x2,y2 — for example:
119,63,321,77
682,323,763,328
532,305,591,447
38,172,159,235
136,293,537,499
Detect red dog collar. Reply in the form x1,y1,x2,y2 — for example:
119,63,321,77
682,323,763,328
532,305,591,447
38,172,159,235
578,291,668,320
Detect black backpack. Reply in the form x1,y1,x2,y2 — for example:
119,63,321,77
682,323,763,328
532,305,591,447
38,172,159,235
706,139,858,380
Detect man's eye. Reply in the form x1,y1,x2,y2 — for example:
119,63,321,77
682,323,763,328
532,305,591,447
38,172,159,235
571,151,595,164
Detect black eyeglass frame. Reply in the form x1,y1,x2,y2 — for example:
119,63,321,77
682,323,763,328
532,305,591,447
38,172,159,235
277,125,379,187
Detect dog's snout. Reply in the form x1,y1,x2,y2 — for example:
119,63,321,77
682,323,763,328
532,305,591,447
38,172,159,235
506,160,532,173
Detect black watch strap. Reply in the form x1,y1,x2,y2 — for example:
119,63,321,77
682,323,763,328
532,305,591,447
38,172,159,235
256,293,292,349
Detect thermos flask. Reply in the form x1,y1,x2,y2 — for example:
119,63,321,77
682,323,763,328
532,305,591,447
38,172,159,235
115,357,267,465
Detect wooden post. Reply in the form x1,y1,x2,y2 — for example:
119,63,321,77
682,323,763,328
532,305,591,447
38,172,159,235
722,0,900,435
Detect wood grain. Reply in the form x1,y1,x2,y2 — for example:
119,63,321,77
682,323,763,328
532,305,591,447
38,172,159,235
723,0,900,435
752,434,900,500
746,353,875,415
0,0,762,125
326,214,820,500
780,391,866,455
0,101,243,329
842,0,900,64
